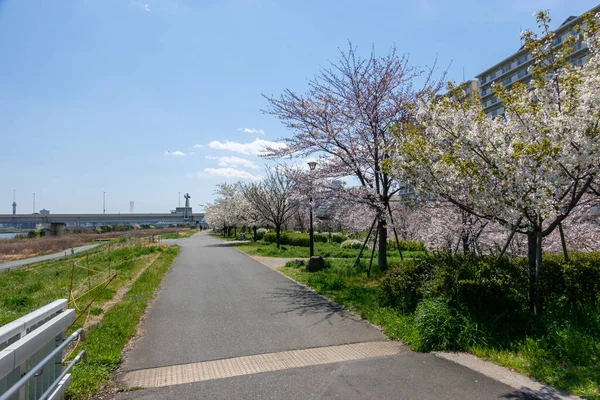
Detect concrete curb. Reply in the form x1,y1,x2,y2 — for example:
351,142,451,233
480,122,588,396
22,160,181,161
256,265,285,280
434,351,581,399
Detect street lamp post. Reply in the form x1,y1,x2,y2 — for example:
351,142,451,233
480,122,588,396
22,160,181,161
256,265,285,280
308,161,317,258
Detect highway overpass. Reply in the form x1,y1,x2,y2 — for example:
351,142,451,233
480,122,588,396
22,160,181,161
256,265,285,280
0,213,205,227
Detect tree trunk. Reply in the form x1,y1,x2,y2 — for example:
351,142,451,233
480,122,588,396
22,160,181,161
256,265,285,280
527,230,543,314
234,227,237,238
462,233,470,254
368,226,379,278
377,219,388,271
275,226,281,249
558,223,569,262
527,232,536,313
535,229,543,314
253,226,257,242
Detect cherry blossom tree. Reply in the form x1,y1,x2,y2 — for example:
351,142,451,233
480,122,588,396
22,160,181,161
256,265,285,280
263,43,443,271
241,166,299,248
392,11,600,312
204,183,244,237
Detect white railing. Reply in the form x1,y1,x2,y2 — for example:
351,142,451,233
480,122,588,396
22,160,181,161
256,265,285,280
0,300,84,400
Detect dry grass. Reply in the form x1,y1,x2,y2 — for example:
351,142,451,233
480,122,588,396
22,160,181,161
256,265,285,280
0,228,189,262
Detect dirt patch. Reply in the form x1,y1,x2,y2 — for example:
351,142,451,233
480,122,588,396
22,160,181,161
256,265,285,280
0,228,187,262
249,256,308,270
83,253,162,331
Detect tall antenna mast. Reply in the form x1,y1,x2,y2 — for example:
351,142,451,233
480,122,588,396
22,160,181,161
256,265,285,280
520,27,523,47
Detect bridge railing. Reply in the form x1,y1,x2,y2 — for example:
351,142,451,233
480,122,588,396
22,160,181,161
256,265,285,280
0,300,85,400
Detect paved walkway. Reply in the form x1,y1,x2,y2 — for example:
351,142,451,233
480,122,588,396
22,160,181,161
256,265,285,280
115,232,554,399
0,244,98,271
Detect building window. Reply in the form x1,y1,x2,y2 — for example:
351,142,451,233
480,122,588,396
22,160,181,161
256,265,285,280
552,35,562,46
490,71,496,79
501,64,511,74
517,55,528,65
491,97,498,104
481,88,487,96
480,76,487,85
572,57,584,67
517,69,528,79
503,76,512,86
575,41,584,51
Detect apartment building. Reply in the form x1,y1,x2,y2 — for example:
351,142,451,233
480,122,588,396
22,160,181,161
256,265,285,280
475,4,600,116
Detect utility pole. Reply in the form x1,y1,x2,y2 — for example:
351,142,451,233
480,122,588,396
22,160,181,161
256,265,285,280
103,191,106,215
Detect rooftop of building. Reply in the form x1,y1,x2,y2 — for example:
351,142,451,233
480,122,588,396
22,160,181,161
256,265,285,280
475,4,600,78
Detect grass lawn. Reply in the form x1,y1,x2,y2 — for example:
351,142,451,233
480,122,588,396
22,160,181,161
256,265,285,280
67,245,179,398
278,260,600,400
161,229,199,239
229,239,425,260
0,239,180,399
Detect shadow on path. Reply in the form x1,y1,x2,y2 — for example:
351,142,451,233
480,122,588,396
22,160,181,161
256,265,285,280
500,386,576,400
265,284,349,324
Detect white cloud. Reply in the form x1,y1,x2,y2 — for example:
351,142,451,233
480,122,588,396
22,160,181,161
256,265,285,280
135,1,151,12
238,128,265,135
189,151,196,155
193,144,203,148
165,150,186,157
208,138,285,156
202,167,262,180
205,155,260,169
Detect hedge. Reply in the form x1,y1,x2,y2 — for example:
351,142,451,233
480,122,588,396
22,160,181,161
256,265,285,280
262,231,328,247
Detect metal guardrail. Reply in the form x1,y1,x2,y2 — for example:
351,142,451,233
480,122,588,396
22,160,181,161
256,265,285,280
0,300,84,400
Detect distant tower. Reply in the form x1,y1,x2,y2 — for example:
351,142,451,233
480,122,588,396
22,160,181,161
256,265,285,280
12,190,16,215
184,193,190,220
130,201,134,213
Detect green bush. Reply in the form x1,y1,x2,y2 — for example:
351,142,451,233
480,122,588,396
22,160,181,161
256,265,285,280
330,232,347,243
378,259,432,312
256,228,268,240
386,239,427,252
262,231,328,247
538,253,600,307
340,239,363,249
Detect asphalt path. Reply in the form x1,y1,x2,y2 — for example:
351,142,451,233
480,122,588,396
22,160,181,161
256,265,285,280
117,232,536,399
0,244,98,271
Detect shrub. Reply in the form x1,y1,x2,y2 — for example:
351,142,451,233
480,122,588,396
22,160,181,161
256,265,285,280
340,239,363,249
378,260,431,312
314,233,329,243
256,228,268,240
386,239,427,252
330,233,347,244
262,231,328,247
539,252,600,307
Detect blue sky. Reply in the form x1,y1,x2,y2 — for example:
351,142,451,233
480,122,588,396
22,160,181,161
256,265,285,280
1,0,597,214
